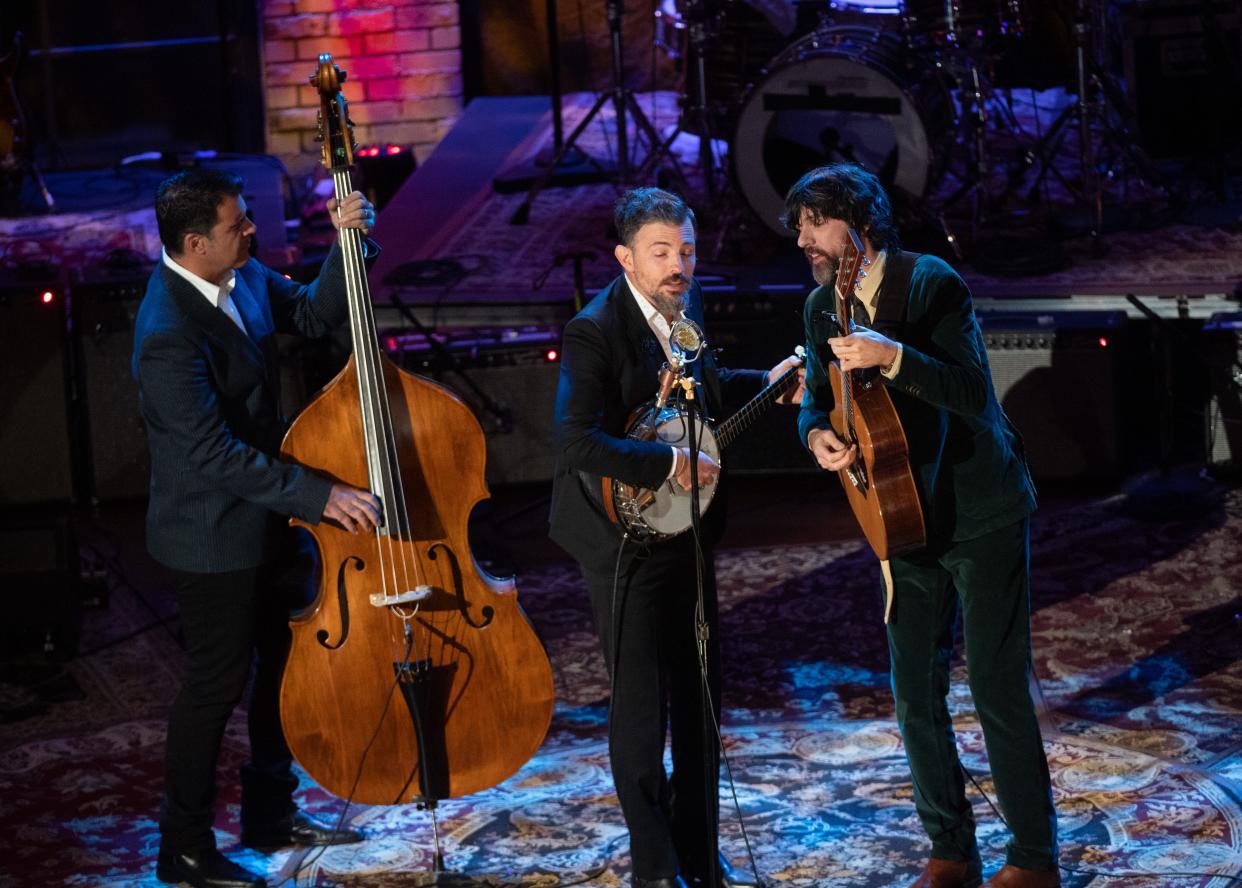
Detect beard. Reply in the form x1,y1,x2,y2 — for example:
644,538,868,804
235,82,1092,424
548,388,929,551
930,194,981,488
646,278,690,318
807,249,837,286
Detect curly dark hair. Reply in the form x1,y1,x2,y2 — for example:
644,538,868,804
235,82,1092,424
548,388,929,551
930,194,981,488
614,187,696,246
782,163,900,251
155,168,245,256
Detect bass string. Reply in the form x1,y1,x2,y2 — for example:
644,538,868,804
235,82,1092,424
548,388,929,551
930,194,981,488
332,169,428,661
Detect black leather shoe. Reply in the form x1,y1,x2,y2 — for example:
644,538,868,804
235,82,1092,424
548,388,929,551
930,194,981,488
240,811,363,849
156,847,266,887
686,852,761,888
633,877,689,888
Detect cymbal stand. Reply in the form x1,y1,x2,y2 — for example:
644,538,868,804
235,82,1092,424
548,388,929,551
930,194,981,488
511,0,688,224
646,1,722,201
1003,0,1167,255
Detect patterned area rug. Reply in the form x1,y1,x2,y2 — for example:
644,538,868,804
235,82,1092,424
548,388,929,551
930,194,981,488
1,485,1240,887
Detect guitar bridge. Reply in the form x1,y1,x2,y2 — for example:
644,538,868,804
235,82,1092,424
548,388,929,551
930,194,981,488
845,461,869,494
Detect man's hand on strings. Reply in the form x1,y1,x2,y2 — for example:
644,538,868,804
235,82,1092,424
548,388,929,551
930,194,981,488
323,483,382,534
807,427,858,472
673,448,720,491
327,190,376,234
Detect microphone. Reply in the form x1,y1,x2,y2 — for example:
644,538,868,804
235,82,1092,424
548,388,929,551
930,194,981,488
669,318,705,367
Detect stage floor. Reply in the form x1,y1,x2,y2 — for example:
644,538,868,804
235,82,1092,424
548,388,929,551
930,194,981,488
1,475,1239,887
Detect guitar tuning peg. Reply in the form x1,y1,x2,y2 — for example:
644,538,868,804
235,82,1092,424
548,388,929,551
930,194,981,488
862,256,872,266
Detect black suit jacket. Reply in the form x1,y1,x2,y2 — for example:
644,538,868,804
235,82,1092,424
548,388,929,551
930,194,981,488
549,275,767,573
798,252,1036,545
132,245,351,573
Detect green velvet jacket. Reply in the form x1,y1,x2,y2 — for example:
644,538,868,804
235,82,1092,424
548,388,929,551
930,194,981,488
798,252,1036,546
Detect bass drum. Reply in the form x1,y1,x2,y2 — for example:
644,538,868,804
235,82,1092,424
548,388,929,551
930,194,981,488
732,26,957,235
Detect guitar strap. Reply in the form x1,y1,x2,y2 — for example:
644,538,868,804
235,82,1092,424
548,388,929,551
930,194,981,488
870,250,919,336
871,250,919,624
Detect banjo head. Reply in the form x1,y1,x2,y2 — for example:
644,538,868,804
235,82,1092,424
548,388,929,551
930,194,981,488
618,405,720,539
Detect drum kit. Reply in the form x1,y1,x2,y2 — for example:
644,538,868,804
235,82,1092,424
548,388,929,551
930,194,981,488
655,0,1144,255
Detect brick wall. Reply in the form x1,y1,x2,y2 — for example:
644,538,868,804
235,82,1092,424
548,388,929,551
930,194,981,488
262,0,463,177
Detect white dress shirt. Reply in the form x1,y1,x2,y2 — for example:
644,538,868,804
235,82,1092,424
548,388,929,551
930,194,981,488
162,249,247,336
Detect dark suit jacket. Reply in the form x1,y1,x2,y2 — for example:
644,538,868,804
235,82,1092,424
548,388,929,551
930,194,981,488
132,245,351,573
549,275,767,573
798,252,1036,545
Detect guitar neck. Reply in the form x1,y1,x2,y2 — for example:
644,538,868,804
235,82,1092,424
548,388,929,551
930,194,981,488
716,364,800,451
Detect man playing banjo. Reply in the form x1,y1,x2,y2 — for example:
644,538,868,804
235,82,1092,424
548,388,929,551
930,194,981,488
548,187,802,888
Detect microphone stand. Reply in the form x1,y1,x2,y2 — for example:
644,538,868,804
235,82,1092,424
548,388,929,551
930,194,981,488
681,371,720,888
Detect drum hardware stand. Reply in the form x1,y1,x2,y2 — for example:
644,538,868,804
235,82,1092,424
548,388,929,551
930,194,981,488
493,0,614,194
1000,0,1167,256
386,292,514,434
671,3,724,201
510,0,687,224
932,47,1033,255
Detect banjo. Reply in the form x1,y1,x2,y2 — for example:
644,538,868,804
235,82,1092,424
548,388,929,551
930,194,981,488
595,319,803,541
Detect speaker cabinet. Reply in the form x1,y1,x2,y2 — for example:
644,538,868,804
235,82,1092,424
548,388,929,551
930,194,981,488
981,311,1127,481
73,267,152,502
1122,0,1242,158
0,276,75,506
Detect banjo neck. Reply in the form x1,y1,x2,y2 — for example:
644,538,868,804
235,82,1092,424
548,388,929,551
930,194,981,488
714,358,801,452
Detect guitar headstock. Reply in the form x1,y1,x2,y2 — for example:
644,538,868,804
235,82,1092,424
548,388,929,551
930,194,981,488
310,54,354,171
834,229,866,305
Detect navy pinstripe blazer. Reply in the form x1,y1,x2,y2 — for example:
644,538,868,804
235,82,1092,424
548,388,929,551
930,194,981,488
131,245,350,573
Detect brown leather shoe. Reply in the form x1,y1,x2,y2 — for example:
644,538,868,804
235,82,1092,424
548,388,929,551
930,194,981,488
983,864,1060,887
908,857,983,888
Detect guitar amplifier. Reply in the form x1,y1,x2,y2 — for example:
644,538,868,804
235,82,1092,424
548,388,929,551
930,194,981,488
980,311,1127,481
385,327,562,486
703,286,814,474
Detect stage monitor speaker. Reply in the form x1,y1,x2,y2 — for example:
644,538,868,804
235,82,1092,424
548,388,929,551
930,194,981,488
981,311,1127,481
1122,0,1242,158
73,266,153,502
0,274,75,506
388,330,562,486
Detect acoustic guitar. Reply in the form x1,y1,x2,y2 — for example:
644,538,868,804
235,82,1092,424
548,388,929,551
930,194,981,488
825,229,925,560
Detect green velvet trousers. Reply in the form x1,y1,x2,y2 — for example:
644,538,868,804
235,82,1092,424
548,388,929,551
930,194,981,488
886,517,1058,872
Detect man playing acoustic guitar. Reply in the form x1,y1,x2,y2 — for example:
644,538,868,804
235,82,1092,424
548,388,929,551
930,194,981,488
789,164,1059,888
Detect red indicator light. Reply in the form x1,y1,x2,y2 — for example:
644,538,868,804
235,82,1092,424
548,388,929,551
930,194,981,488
41,291,54,304
545,349,559,362
386,145,401,155
385,337,398,352
1098,337,1108,347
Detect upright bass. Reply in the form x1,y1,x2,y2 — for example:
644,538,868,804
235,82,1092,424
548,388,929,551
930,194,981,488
278,55,555,808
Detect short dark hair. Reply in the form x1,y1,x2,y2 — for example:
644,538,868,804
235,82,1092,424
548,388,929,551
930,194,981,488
614,187,696,246
155,168,245,255
782,163,900,252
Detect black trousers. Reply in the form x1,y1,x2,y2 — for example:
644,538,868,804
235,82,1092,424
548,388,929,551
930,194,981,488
582,534,721,882
159,537,314,853
887,517,1058,872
